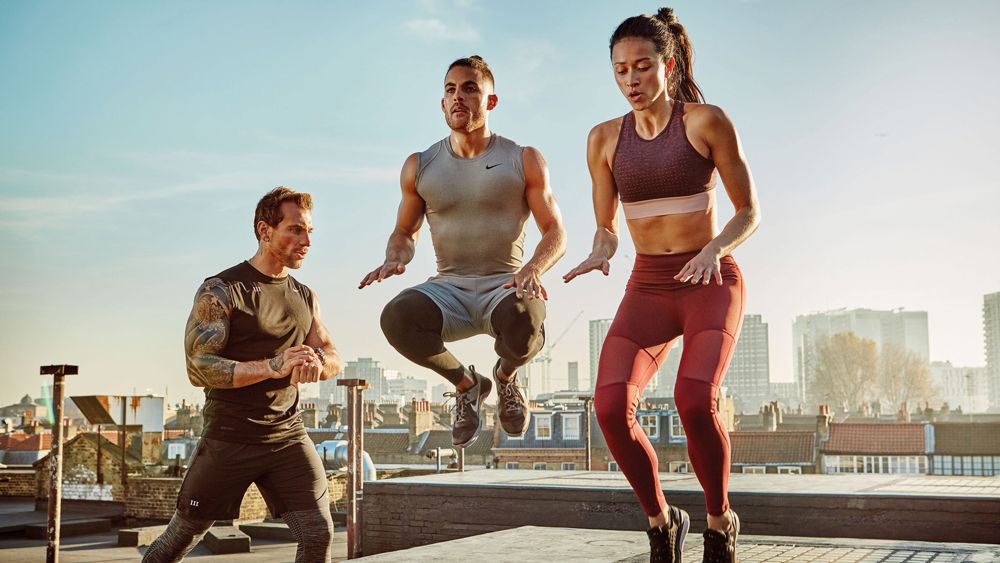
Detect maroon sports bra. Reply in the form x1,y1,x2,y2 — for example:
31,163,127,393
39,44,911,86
611,101,717,219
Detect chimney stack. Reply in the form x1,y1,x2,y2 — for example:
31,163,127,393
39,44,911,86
816,404,832,441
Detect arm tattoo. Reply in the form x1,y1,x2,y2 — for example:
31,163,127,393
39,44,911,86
268,354,283,374
184,278,237,388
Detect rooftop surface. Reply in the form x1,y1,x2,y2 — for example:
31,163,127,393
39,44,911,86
371,469,1000,498
356,526,1000,562
1,496,998,562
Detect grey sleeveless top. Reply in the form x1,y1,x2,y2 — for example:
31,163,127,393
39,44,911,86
416,134,528,276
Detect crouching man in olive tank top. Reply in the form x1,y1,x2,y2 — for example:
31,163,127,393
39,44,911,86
143,187,342,563
359,55,567,448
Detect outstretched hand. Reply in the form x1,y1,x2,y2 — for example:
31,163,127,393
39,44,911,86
358,261,406,289
562,256,610,283
503,267,547,300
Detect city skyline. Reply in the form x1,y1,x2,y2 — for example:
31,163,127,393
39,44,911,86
2,1,999,407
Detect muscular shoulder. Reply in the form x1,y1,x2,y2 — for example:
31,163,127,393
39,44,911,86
196,277,233,305
520,146,547,168
588,116,624,148
587,117,624,166
683,102,734,135
190,277,233,326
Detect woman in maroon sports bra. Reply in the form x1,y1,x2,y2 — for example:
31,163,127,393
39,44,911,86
563,8,760,563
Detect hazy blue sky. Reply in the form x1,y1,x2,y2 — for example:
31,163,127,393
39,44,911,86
2,0,998,408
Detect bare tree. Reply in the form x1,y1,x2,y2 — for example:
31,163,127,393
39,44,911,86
878,343,936,408
810,332,878,410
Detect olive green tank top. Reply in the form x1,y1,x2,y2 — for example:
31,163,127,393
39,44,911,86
200,261,313,444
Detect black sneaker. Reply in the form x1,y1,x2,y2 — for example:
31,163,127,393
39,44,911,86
443,366,492,448
702,509,739,563
492,359,530,436
647,504,690,563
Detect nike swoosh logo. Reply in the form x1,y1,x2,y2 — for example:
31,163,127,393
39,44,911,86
486,163,502,169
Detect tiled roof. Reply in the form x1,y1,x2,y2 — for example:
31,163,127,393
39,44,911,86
361,430,411,454
306,429,414,455
730,431,815,465
932,422,1000,455
418,429,493,457
821,423,926,455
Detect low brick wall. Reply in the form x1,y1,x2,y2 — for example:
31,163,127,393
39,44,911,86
0,469,36,497
125,472,350,521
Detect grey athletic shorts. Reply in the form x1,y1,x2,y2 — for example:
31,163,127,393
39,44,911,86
411,272,519,341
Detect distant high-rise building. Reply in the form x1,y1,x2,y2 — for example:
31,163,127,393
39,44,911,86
430,382,450,404
769,381,800,410
654,338,683,398
322,357,386,404
725,314,770,412
985,292,1000,410
930,361,989,413
793,308,929,406
567,361,579,391
589,319,613,391
386,372,428,402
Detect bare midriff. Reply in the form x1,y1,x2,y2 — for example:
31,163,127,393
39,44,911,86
625,205,717,255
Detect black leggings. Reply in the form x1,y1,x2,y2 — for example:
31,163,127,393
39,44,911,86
380,290,545,385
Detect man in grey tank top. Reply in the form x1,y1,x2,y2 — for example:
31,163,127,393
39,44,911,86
359,56,566,447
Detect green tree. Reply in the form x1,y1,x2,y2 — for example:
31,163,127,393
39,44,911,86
810,332,878,410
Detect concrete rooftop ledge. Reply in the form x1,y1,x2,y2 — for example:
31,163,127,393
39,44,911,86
362,471,1000,554
358,526,1000,563
357,525,1000,563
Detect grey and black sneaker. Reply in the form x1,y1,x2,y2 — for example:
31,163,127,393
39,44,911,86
443,366,493,448
492,359,530,436
647,504,690,563
702,509,739,563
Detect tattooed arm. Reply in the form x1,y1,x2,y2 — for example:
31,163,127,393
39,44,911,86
304,291,342,382
184,278,312,388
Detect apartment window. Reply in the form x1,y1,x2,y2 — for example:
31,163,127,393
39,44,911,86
562,414,580,441
533,462,547,470
667,461,690,473
561,462,576,471
777,466,801,475
506,462,519,470
669,414,686,439
166,443,186,460
608,461,620,472
639,414,659,439
535,415,552,440
743,466,766,475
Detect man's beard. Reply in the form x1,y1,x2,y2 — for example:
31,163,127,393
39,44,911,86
446,108,485,132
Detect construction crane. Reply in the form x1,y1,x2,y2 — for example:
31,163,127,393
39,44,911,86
524,310,584,398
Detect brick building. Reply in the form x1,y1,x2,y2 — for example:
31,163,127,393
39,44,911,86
494,402,698,472
820,423,930,474
729,431,818,474
33,433,143,506
930,421,1000,476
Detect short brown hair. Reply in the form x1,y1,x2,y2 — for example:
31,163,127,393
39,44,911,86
253,186,313,240
446,55,495,89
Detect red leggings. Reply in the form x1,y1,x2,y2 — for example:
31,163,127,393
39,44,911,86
595,251,744,517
